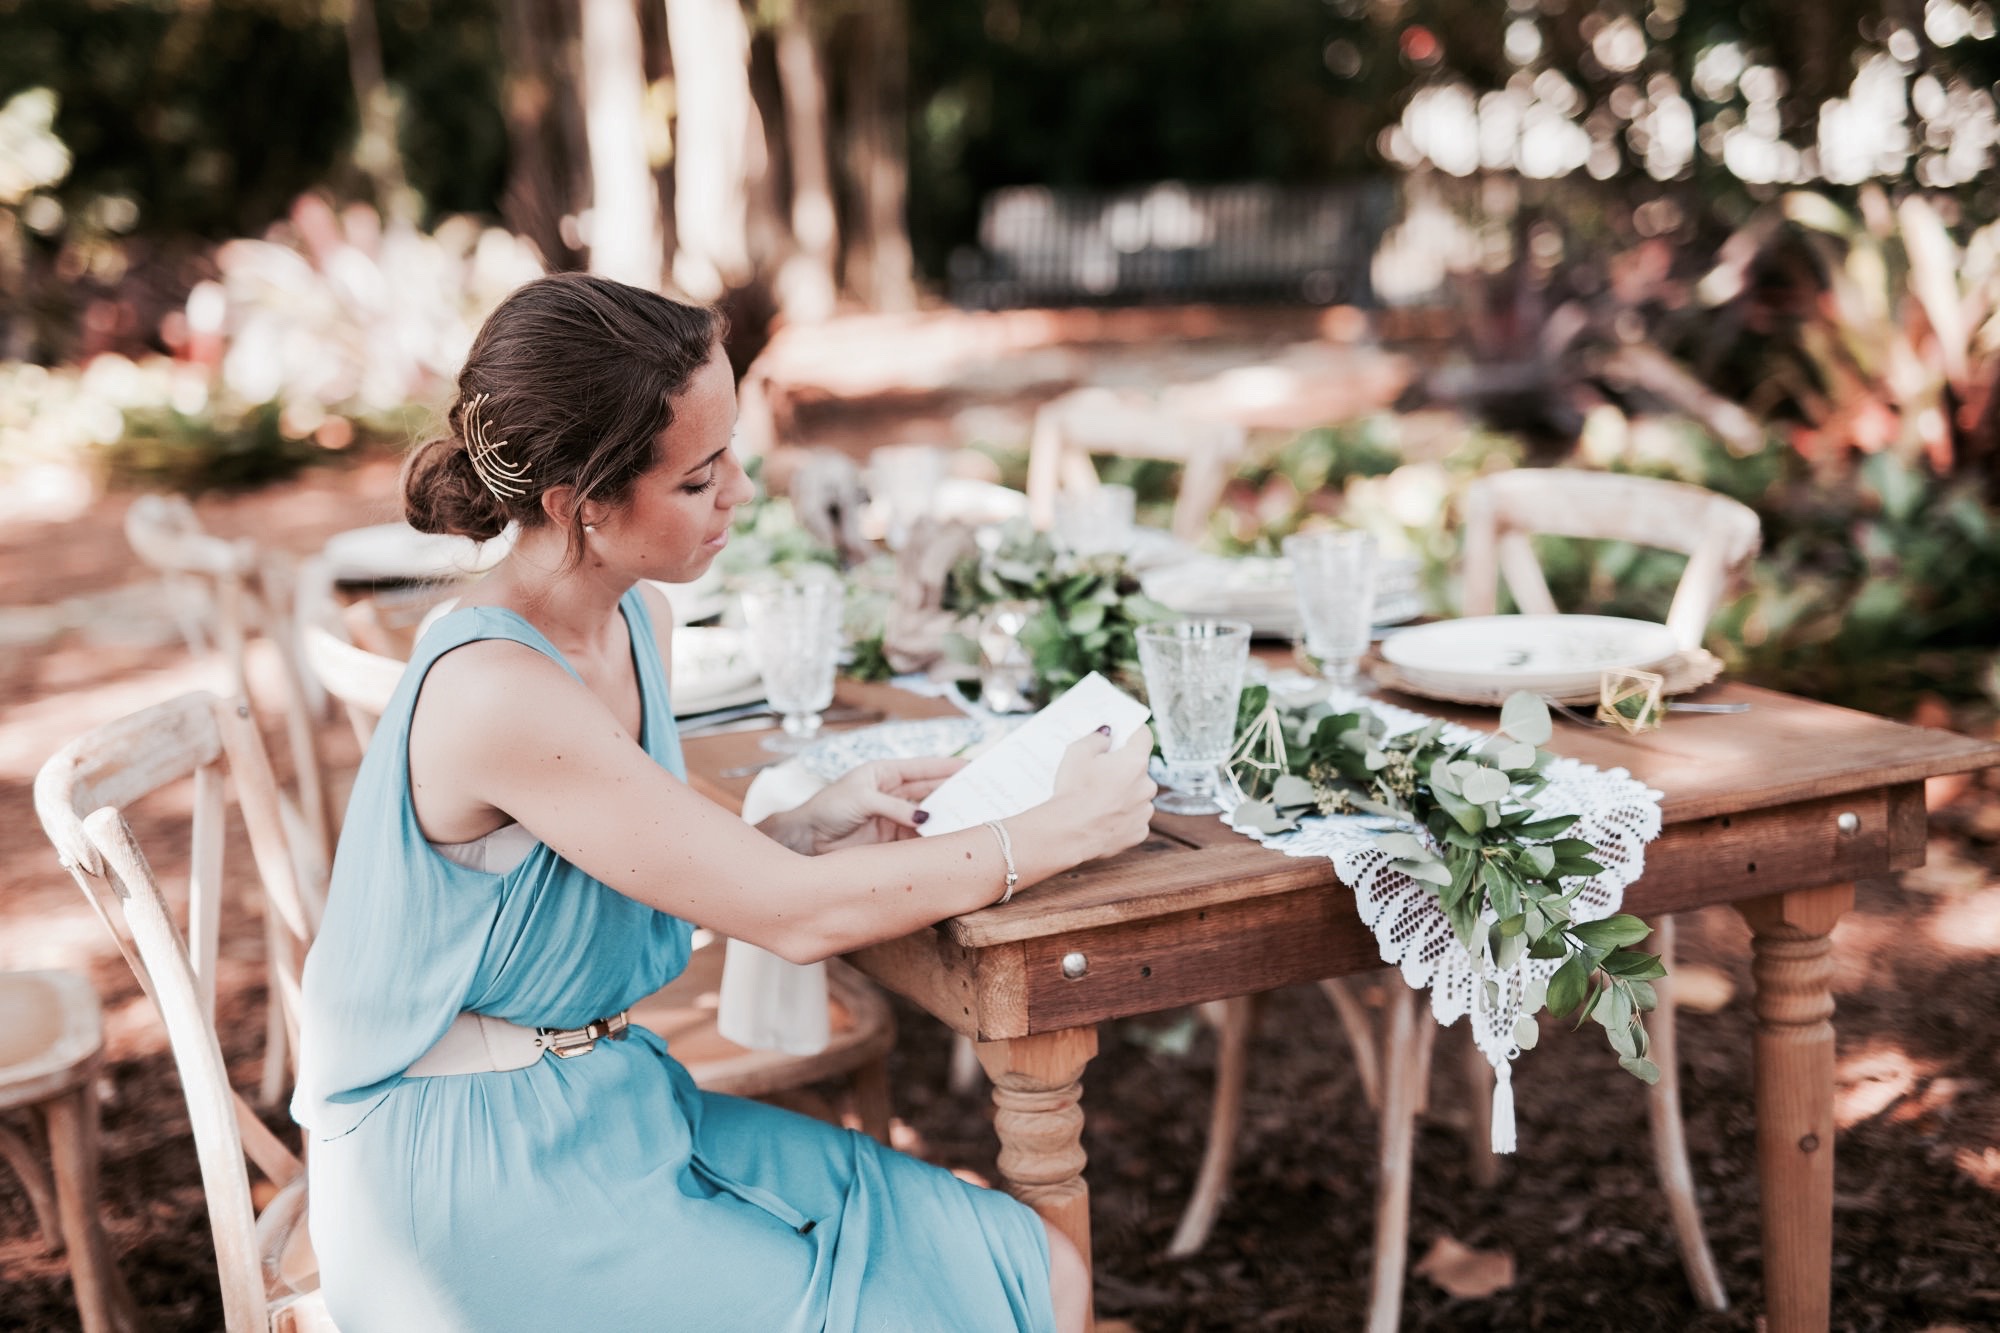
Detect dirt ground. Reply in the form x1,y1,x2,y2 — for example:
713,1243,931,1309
2,459,1998,1332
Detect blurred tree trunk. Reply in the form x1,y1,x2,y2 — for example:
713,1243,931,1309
840,0,915,311
500,0,590,269
581,0,664,288
343,0,413,223
773,0,838,322
663,0,755,301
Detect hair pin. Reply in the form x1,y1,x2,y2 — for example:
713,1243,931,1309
464,393,532,500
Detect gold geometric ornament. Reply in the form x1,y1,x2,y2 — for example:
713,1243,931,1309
1596,666,1666,733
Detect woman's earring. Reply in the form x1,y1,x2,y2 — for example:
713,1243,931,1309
584,524,597,533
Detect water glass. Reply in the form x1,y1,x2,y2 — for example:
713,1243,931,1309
1137,619,1252,815
976,600,1039,714
1283,530,1378,686
866,444,949,551
1052,483,1137,557
739,568,844,753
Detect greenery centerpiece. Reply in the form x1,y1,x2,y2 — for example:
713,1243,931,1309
1229,685,1666,1083
935,520,1175,704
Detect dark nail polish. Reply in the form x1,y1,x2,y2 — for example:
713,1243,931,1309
1095,724,1112,736
912,809,930,825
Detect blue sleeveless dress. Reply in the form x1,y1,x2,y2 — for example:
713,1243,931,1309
293,589,1055,1332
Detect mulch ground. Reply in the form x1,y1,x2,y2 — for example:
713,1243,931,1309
2,460,1997,1332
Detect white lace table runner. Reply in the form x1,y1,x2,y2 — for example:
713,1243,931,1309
1221,686,1662,1151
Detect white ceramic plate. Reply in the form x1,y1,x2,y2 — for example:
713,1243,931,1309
1380,614,1679,696
860,478,1031,541
671,626,763,716
322,522,512,583
649,566,729,626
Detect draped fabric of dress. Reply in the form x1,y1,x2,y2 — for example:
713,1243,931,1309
293,589,1055,1332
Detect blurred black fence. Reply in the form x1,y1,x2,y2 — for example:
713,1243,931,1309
948,180,1396,310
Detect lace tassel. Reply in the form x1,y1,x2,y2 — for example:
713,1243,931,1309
1490,1061,1517,1154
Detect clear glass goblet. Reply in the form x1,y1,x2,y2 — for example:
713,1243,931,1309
1282,529,1379,687
739,568,845,753
1137,619,1252,815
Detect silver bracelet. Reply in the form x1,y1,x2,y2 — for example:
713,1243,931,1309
984,819,1018,906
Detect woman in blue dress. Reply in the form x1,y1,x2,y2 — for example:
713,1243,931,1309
292,272,1156,1332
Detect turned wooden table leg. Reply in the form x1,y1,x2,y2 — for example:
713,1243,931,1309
1736,884,1854,1333
978,1027,1099,1329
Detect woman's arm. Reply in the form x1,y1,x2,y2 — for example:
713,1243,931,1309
410,640,1154,964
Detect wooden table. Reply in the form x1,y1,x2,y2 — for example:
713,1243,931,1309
684,678,2000,1332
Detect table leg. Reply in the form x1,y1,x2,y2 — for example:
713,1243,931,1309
1367,985,1433,1333
977,1027,1099,1327
1735,884,1855,1333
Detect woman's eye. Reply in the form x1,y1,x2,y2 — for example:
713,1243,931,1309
684,469,718,495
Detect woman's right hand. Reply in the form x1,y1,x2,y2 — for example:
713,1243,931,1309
1044,726,1158,863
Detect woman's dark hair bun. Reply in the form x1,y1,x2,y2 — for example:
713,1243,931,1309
402,428,511,542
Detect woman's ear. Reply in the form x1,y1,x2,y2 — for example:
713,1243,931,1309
539,485,605,530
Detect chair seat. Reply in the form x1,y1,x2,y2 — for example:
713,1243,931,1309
625,943,895,1100
0,972,103,1111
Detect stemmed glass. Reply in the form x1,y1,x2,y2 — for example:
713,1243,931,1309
866,445,948,551
1137,619,1252,814
738,567,845,753
1282,530,1378,687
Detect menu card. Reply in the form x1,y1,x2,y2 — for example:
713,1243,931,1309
917,672,1151,836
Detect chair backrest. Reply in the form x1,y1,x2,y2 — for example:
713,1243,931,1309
124,494,263,697
1459,469,1763,651
34,692,318,1333
300,625,404,749
1026,386,1246,545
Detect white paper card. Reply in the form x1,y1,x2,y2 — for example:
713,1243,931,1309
917,672,1151,836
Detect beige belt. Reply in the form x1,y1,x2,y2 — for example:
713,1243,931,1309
404,1010,630,1077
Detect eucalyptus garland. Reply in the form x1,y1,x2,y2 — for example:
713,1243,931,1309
1228,686,1667,1083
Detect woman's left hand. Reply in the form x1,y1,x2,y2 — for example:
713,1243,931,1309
787,755,966,854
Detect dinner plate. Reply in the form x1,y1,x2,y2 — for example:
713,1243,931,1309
671,626,763,716
322,522,512,584
1139,555,1423,637
1379,614,1679,697
860,478,1031,542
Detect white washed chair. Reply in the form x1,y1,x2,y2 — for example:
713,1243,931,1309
34,693,333,1333
1177,469,1756,1325
124,497,326,1106
0,970,138,1333
1026,386,1245,545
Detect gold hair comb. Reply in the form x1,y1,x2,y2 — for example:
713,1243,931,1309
464,393,531,500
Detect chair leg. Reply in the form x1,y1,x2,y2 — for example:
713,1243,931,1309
850,1055,894,1146
1367,986,1434,1333
1644,914,1728,1312
1462,1029,1501,1187
0,1116,65,1251
45,1085,130,1333
947,1033,984,1096
1317,978,1383,1112
258,965,289,1108
1166,994,1257,1258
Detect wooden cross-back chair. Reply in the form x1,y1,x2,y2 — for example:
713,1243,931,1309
1460,468,1763,649
1026,386,1246,545
34,692,333,1333
1174,469,1756,1328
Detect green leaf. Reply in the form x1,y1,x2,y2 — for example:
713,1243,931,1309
1626,979,1659,1011
1067,600,1106,634
1552,857,1606,879
1551,838,1596,859
1546,955,1591,1018
1269,774,1317,809
1494,930,1527,972
1606,1019,1640,1059
1495,912,1527,937
1460,766,1512,805
1571,915,1653,950
1513,1014,1540,1050
1594,982,1634,1033
1434,785,1486,834
1374,831,1430,861
1522,977,1548,1011
1393,857,1453,887
1499,692,1554,746
1428,756,1463,797
1618,1055,1661,1085
1527,931,1569,960
1601,949,1667,980
1234,801,1299,836
1497,741,1538,772
1516,814,1580,838
1519,844,1556,878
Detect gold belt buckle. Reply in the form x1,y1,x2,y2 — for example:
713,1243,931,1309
539,1010,630,1059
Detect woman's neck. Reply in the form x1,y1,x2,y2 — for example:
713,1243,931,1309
474,527,635,661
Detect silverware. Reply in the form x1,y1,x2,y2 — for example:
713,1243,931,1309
1545,696,1751,728
679,704,880,739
